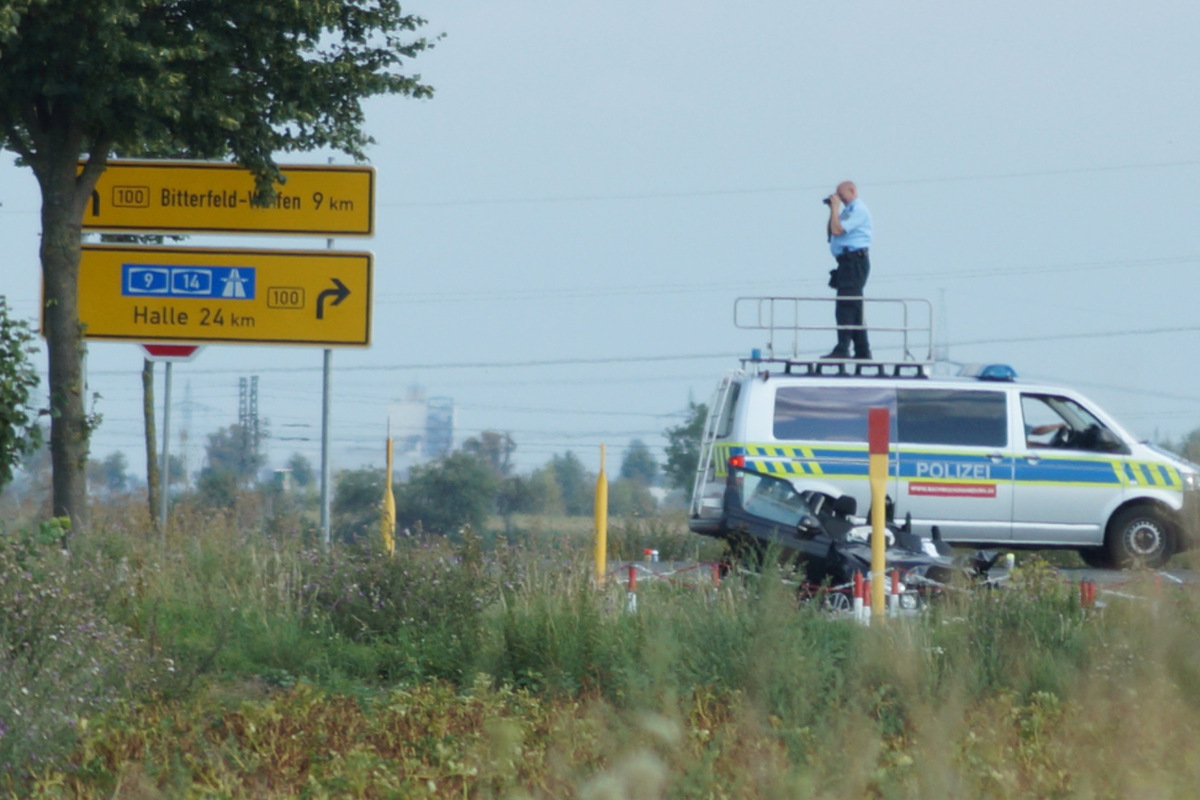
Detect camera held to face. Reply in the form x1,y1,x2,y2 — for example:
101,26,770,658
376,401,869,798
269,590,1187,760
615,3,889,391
822,196,832,206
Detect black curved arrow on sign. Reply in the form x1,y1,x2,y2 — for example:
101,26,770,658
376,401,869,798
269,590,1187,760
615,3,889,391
316,278,350,320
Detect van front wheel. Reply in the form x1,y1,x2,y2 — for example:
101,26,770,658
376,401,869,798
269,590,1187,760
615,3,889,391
1106,506,1175,569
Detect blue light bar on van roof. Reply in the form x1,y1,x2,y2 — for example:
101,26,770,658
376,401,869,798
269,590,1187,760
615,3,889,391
970,364,1017,381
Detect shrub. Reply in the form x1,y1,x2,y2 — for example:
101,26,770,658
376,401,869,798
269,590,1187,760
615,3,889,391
301,533,491,685
930,557,1095,697
0,520,162,783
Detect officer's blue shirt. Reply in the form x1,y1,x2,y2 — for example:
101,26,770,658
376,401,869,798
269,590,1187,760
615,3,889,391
829,199,873,256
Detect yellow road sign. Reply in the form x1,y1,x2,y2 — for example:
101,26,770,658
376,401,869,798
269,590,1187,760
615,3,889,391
74,245,372,347
81,160,374,236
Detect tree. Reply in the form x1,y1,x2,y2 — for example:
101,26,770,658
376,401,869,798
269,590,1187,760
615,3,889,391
86,451,129,495
286,452,315,489
332,467,385,544
397,451,499,535
619,438,658,486
609,478,657,517
1164,427,1200,464
166,453,185,484
199,423,265,487
497,469,563,517
663,401,708,492
461,431,516,477
6,425,51,509
0,298,42,493
548,451,594,516
0,2,435,530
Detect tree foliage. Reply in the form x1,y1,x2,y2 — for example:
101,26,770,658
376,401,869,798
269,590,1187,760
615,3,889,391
0,298,42,492
461,431,516,478
619,438,658,486
286,452,315,489
663,401,708,492
332,467,385,544
609,478,656,517
1162,427,1200,465
0,0,436,527
199,423,266,487
397,451,499,535
497,469,563,517
548,451,594,516
86,451,129,495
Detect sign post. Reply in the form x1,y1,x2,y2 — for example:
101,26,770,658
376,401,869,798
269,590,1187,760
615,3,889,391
159,361,173,533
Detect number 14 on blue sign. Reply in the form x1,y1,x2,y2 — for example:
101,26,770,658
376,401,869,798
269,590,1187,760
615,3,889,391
122,264,257,300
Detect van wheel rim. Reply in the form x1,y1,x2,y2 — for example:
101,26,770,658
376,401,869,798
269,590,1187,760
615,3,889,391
1124,519,1166,558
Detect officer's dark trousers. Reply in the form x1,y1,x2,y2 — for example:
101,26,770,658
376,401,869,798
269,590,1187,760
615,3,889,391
832,248,870,357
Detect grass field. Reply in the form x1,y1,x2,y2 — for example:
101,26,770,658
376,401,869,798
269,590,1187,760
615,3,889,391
3,499,1200,798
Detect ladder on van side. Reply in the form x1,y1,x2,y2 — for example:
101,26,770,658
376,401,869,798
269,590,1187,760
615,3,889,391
734,296,935,377
689,370,741,519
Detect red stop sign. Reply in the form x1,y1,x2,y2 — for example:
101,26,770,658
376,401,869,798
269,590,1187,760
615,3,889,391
141,344,202,362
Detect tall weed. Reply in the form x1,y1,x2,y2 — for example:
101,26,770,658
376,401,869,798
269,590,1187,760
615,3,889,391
0,520,163,780
302,532,490,685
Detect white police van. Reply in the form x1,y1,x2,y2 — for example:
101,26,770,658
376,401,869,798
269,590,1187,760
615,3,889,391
688,298,1199,568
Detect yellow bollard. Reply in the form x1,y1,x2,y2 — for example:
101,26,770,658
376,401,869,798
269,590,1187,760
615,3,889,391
594,443,608,584
381,423,396,556
868,407,889,621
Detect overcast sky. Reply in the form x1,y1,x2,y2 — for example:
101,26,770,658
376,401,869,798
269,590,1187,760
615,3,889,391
3,0,1200,480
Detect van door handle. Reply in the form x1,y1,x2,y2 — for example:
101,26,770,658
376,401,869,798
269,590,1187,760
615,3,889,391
987,452,1005,463
1024,454,1041,465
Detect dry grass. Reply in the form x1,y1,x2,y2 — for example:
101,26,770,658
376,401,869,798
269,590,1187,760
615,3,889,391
5,502,1200,798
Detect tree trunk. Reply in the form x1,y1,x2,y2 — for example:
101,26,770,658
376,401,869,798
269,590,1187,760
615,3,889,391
34,149,102,536
143,359,161,529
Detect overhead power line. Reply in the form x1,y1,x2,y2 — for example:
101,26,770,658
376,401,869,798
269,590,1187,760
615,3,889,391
84,323,1200,379
383,158,1200,208
954,325,1200,348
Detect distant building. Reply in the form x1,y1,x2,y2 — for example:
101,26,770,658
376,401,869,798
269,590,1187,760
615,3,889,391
425,396,455,459
388,386,456,471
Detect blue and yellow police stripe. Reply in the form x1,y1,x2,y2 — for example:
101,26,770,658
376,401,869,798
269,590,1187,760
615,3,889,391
711,441,1183,492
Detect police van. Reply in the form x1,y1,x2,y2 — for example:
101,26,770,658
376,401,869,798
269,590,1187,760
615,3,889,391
688,297,1200,568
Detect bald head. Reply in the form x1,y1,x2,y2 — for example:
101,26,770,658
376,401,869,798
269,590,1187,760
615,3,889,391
836,181,858,204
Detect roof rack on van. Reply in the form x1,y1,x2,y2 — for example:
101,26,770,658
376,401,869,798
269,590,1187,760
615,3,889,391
734,296,935,378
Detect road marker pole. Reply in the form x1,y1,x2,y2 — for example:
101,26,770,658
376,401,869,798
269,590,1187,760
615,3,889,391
627,564,638,612
594,444,608,585
889,569,900,615
853,571,865,622
868,407,890,622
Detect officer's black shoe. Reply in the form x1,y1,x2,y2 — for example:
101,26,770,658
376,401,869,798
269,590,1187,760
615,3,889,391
820,349,851,360
853,352,873,360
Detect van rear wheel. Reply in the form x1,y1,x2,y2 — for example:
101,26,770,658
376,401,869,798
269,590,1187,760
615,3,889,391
1106,506,1174,569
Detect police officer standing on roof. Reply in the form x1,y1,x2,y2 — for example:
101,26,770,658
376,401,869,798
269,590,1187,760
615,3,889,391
822,180,873,360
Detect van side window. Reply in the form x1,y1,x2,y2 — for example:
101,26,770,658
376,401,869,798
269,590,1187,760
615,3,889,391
1021,394,1128,453
773,386,896,442
896,389,1008,447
